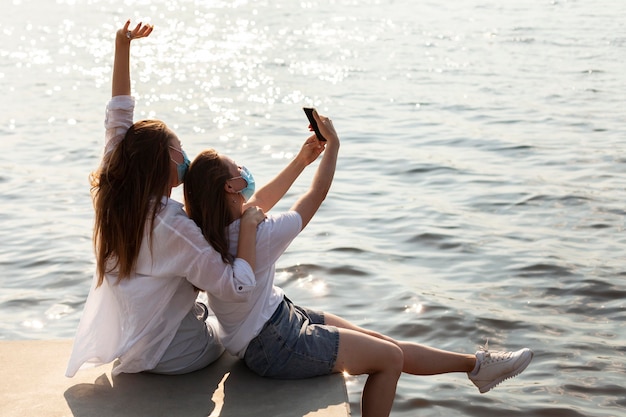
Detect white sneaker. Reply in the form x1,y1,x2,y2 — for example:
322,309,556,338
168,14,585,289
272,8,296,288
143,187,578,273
468,343,534,394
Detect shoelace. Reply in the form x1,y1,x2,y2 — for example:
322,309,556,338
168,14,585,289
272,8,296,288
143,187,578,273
478,341,513,363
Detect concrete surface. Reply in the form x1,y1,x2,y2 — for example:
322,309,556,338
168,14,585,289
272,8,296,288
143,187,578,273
0,340,350,417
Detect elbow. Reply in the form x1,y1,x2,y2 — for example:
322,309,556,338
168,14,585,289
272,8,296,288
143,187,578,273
320,188,330,203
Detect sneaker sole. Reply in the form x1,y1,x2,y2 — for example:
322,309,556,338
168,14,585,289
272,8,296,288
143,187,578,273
479,349,534,394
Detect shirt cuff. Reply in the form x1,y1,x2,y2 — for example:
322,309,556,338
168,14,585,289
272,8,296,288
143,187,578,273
108,95,135,110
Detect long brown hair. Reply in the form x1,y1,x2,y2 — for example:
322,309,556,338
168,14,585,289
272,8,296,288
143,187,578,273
183,149,232,263
91,120,174,286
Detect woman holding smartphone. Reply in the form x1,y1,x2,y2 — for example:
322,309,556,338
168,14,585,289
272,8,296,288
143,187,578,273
184,109,534,417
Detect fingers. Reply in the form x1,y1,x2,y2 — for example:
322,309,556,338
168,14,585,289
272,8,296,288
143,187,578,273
304,135,325,152
242,206,266,225
311,109,331,128
305,134,324,148
306,134,320,145
312,110,337,142
138,23,154,38
312,108,332,127
123,20,154,40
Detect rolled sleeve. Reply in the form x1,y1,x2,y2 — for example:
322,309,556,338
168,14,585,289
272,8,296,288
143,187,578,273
157,203,258,303
104,95,135,153
106,95,135,110
231,258,255,293
185,249,257,303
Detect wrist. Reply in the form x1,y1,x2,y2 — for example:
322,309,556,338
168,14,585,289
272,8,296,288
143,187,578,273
292,154,309,170
115,31,131,45
240,219,260,230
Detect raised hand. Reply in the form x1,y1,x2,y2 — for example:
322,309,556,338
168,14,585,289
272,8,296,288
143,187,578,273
117,19,154,43
311,110,339,146
296,136,326,167
112,20,154,97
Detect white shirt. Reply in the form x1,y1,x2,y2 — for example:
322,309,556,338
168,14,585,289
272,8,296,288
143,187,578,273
65,96,256,377
209,211,302,358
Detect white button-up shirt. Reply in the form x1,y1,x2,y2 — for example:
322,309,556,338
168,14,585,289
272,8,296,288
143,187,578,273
65,96,256,377
209,211,302,358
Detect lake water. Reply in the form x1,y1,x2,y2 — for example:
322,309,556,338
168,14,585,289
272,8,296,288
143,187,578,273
1,0,624,416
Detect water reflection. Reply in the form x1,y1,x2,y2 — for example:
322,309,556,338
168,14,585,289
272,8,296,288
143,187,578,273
1,1,624,416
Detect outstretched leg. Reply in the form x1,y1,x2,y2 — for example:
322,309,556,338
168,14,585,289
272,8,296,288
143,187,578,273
326,312,475,375
326,312,534,394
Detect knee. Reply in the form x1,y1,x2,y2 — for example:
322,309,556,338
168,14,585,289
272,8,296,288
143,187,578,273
385,343,404,376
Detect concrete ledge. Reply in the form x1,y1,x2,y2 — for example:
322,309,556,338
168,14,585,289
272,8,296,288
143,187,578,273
0,340,350,417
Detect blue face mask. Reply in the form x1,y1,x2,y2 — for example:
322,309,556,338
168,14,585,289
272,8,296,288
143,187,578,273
236,166,256,201
170,146,191,184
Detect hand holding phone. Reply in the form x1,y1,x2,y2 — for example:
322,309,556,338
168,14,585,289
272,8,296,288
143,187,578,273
303,107,327,141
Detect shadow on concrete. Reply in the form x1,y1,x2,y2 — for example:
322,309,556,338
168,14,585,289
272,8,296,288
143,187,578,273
64,354,347,417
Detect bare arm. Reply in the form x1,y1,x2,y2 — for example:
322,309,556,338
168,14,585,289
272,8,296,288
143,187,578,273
290,110,340,229
243,136,325,213
112,20,153,97
236,206,266,270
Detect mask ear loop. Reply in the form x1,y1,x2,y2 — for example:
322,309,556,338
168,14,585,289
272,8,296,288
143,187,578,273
226,175,247,192
224,178,242,196
224,180,241,204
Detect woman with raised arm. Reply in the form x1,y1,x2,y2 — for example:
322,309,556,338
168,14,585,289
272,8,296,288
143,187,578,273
65,21,267,377
184,110,534,417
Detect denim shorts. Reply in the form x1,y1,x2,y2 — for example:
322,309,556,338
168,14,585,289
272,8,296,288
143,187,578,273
243,297,339,379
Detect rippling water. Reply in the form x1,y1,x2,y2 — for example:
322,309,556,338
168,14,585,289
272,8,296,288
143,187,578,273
1,0,624,416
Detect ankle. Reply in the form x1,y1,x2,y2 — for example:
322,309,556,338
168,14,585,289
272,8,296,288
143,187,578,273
469,355,479,375
468,355,479,374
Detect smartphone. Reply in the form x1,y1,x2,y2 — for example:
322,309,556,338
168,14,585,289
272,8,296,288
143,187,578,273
303,107,327,141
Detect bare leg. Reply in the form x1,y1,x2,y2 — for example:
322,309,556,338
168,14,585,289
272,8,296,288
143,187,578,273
397,341,476,375
325,313,476,375
333,328,403,417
